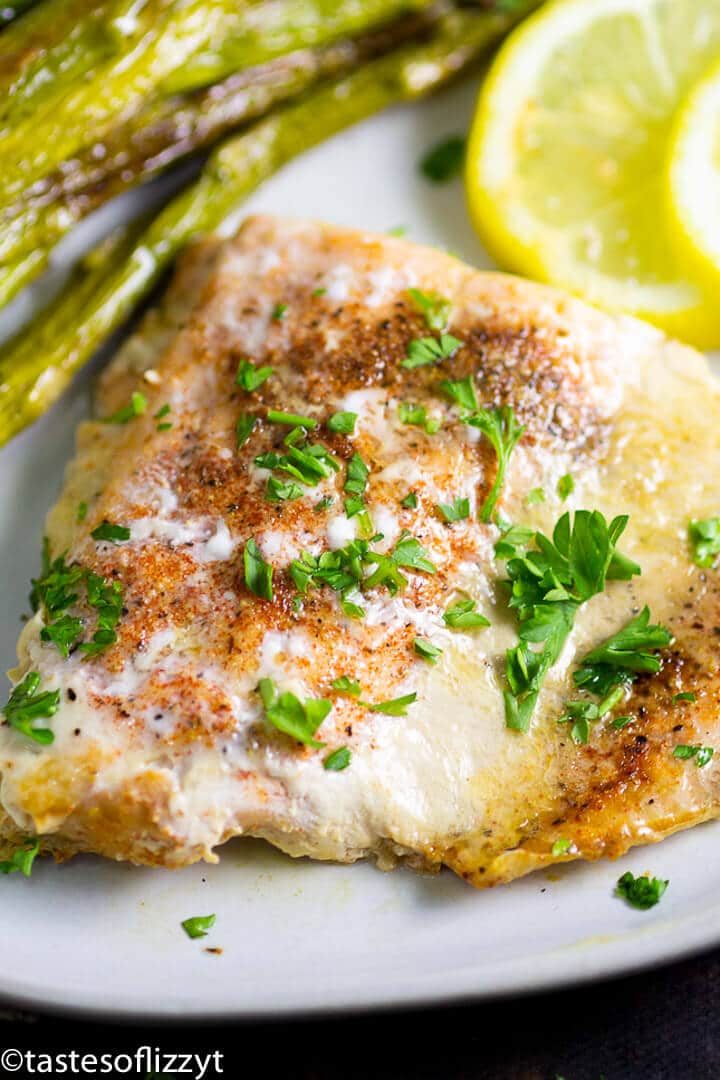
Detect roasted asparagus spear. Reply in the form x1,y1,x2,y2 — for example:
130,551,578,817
0,4,535,447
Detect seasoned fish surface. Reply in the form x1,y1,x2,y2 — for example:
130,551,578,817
2,216,720,886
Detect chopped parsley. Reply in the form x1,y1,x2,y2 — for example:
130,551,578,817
324,746,351,771
557,473,575,501
400,491,418,509
102,391,147,424
526,487,545,506
266,476,303,502
157,422,173,432
442,598,490,630
688,517,720,567
407,288,451,333
181,914,216,939
91,521,130,543
673,744,714,767
79,571,123,657
272,302,288,321
386,225,407,237
327,411,357,435
344,452,369,496
2,672,60,744
0,838,39,877
572,607,672,697
236,357,273,392
414,638,442,664
244,539,273,601
368,692,417,716
266,409,317,429
314,496,333,513
616,871,668,910
236,413,257,448
673,692,696,704
258,678,331,748
440,375,478,412
40,613,84,658
77,501,88,523
398,402,441,434
551,838,573,857
463,406,524,523
436,497,469,523
330,676,362,696
312,286,327,297
154,403,171,420
498,510,642,733
402,333,463,370
255,431,339,495
419,135,465,183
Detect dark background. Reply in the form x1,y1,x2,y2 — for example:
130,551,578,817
3,946,719,1079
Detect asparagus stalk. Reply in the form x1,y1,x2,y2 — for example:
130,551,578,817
0,0,440,208
0,4,536,447
0,6,442,273
0,1,162,130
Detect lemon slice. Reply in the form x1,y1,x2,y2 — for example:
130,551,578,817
466,0,720,348
667,60,720,296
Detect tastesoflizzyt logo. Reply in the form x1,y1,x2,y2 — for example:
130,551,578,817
0,1046,224,1076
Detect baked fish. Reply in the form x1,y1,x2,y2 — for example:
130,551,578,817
2,215,719,887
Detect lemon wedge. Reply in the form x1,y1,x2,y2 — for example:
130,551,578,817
667,59,720,297
465,0,720,348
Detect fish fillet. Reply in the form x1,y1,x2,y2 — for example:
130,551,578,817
2,215,720,887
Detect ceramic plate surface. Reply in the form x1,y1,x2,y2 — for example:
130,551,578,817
1,79,720,1021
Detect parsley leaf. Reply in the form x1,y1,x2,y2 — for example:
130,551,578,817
557,473,575,501
414,638,443,664
2,672,59,744
442,599,490,630
236,413,257,448
345,452,369,497
266,476,303,502
391,532,437,574
616,871,668,910
551,838,573,857
689,517,720,568
419,135,465,183
258,678,331,748
440,375,478,412
673,744,714,767
463,406,525,522
368,692,417,716
402,334,463,370
244,539,273,601
526,487,545,506
398,402,441,434
407,288,451,332
324,747,351,771
267,409,317,429
272,302,288,321
499,510,641,732
436,497,469,523
181,914,216,939
102,391,147,424
0,838,39,877
80,571,123,657
673,692,696,704
40,613,84,658
401,491,418,509
91,521,130,543
77,501,88,523
327,411,357,434
331,676,362,696
573,607,672,697
236,358,273,392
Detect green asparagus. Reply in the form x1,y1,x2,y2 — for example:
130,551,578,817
0,3,539,447
0,0,438,208
0,6,440,274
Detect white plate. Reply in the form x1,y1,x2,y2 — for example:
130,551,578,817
2,78,720,1021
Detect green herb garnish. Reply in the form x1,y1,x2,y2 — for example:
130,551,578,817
91,521,130,543
407,288,451,332
266,409,317,429
673,744,714,767
77,501,88,523
181,914,216,939
236,357,273,392
0,838,39,877
272,302,288,321
398,402,441,434
419,135,465,183
414,638,443,664
330,676,362,696
244,539,273,601
616,871,668,910
324,747,351,771
551,838,572,857
673,692,696,704
463,406,525,523
436,497,469,523
102,390,147,424
368,692,417,716
440,375,478,412
266,476,303,502
236,414,257,448
573,607,672,697
344,452,369,496
526,487,545,506
327,411,357,434
258,678,331,748
442,599,490,630
400,492,418,509
689,517,720,567
2,672,59,744
557,473,575,501
402,334,463,370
